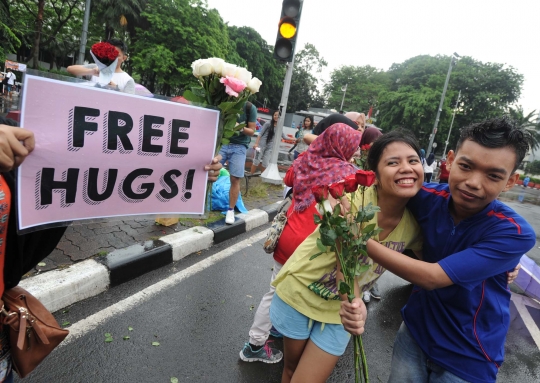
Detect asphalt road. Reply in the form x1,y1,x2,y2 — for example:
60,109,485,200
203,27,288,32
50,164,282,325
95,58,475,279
19,226,540,383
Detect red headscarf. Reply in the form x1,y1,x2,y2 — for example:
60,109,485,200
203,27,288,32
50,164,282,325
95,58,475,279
292,123,362,212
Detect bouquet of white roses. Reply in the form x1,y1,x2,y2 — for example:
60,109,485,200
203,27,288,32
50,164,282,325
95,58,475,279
183,58,262,154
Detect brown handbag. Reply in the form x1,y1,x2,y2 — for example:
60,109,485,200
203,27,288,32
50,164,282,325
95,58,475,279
0,286,69,378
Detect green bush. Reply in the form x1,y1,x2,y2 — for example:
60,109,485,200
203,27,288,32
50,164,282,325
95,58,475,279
519,174,540,184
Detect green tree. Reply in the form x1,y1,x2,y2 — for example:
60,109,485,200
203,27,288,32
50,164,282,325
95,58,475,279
526,160,540,175
287,43,327,112
0,0,21,62
227,26,285,109
92,0,146,40
325,65,391,114
130,0,236,95
377,55,524,154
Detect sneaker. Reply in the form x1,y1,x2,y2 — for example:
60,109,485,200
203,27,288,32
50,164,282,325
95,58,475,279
225,209,235,224
239,341,283,363
370,285,381,300
362,291,371,303
269,326,283,338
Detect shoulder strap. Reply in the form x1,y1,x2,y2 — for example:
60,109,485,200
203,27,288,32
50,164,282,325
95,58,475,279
245,101,252,123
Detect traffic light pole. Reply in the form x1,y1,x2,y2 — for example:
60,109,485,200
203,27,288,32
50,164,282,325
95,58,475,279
426,55,457,157
261,56,295,184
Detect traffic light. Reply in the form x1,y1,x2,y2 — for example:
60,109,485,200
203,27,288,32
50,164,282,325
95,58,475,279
273,0,303,62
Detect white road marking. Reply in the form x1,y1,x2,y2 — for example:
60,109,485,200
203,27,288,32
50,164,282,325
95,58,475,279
511,292,540,350
61,230,267,346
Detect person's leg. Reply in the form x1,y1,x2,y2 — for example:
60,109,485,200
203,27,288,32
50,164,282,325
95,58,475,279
248,260,283,346
388,322,429,383
288,339,340,383
281,337,308,383
229,176,240,208
427,361,471,383
227,145,246,209
260,145,272,173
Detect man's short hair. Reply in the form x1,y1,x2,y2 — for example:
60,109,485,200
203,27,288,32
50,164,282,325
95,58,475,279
107,39,128,54
456,116,533,172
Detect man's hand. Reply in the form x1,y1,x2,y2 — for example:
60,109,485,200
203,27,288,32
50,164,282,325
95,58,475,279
205,154,223,182
340,297,367,336
0,125,35,172
507,264,521,284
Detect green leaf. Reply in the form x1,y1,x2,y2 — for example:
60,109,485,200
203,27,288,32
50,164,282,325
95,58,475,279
338,281,351,296
309,251,323,260
223,130,235,138
128,326,134,331
320,228,337,246
362,223,377,234
221,138,230,146
104,333,112,337
235,123,246,131
314,214,322,224
105,338,113,343
152,341,160,346
355,264,371,276
62,321,70,327
182,90,206,104
123,336,130,340
218,101,240,113
171,378,179,383
316,238,327,253
332,203,341,218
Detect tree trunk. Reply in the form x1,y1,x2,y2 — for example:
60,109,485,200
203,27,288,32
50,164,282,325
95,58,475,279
49,53,55,70
32,0,46,69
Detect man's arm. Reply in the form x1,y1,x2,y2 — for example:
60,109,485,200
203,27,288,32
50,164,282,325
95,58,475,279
67,64,98,77
366,239,453,290
242,122,256,137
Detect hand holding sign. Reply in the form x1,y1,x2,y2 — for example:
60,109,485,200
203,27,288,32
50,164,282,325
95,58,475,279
0,125,35,172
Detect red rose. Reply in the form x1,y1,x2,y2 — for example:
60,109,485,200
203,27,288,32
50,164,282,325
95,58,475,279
361,144,371,151
91,42,119,65
355,170,376,187
329,181,346,199
312,185,329,203
343,175,358,193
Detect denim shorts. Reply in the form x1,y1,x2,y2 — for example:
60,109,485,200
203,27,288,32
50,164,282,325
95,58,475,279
219,144,247,178
270,293,351,356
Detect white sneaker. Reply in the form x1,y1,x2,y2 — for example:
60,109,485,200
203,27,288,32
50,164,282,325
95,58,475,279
225,210,235,224
362,291,371,303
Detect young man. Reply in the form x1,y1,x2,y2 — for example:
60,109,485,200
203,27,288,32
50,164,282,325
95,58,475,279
357,117,535,383
67,39,135,94
219,101,256,224
4,69,15,100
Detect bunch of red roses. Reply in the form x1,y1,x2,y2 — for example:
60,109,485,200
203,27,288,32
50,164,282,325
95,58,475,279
311,168,379,383
91,42,119,66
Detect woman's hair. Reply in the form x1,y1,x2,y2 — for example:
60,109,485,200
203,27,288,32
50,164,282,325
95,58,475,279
359,127,383,147
271,110,278,128
266,110,278,142
367,129,421,174
303,115,314,130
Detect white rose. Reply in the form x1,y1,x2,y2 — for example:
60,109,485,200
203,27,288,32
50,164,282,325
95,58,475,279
247,77,262,93
208,57,225,76
222,63,238,77
235,67,252,84
192,59,212,77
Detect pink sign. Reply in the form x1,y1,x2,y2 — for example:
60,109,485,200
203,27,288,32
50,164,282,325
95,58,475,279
18,75,219,230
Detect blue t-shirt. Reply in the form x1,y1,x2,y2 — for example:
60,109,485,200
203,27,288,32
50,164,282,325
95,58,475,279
404,183,535,383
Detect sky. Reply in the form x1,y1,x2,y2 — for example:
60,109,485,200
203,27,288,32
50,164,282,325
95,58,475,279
206,0,539,116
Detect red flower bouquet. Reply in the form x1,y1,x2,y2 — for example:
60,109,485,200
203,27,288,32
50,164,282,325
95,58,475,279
90,42,119,66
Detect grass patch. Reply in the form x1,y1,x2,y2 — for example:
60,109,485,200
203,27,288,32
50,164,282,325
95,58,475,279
178,210,224,227
96,251,108,257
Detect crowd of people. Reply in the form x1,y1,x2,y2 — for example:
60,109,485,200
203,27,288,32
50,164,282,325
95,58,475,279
0,40,534,383
238,110,530,383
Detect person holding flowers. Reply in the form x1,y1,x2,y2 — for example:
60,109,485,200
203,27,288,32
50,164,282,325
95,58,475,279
270,130,426,383
68,39,135,94
239,123,363,365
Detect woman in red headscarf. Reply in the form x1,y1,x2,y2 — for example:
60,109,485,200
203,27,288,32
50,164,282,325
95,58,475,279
239,123,362,364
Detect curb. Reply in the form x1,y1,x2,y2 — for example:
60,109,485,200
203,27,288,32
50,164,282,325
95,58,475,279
20,204,281,313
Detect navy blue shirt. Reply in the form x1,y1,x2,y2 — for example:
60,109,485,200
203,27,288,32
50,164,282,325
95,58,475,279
404,183,535,383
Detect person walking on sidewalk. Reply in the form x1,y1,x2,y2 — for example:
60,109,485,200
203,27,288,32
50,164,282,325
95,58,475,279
3,69,15,101
239,123,362,364
250,110,289,174
293,116,314,160
219,102,256,224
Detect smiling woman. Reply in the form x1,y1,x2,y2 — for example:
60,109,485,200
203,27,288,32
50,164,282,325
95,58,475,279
269,129,425,383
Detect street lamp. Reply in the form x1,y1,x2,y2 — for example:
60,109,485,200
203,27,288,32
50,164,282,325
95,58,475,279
426,52,460,157
339,78,352,111
443,90,461,157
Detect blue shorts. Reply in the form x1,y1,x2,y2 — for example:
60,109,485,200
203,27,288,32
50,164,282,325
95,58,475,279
5,85,11,92
219,144,247,178
270,293,351,356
